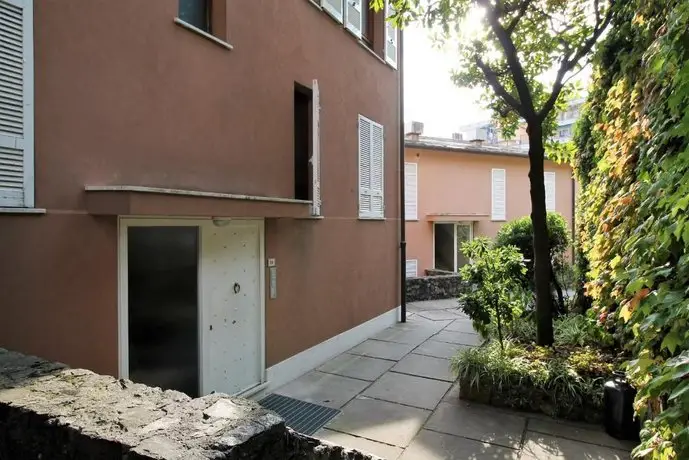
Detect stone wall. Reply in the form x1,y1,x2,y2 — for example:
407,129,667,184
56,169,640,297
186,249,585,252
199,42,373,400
0,349,379,460
406,273,464,302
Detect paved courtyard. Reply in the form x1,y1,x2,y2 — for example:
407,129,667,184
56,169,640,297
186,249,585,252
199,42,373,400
271,299,635,459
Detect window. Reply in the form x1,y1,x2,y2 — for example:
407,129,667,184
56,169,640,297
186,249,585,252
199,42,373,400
179,0,211,33
384,0,398,68
293,81,321,215
344,0,363,37
362,2,374,45
544,171,556,212
491,169,506,221
404,162,417,220
434,223,473,272
294,84,312,202
358,115,384,219
0,0,34,208
405,260,418,278
322,0,344,22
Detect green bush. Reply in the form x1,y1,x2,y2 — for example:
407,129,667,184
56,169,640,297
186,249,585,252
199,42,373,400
488,314,614,349
451,339,619,422
494,212,572,313
458,237,528,348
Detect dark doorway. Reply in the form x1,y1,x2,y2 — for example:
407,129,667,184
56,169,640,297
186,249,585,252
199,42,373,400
128,226,199,397
434,223,455,272
294,83,312,201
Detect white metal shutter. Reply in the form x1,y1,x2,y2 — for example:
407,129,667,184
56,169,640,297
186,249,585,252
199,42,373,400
358,115,384,219
491,168,506,221
0,0,34,207
406,259,418,278
322,0,344,23
544,171,556,212
384,1,398,68
344,0,363,37
310,79,321,216
405,162,417,220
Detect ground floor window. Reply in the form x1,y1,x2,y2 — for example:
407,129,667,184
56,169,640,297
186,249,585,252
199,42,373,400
434,223,473,272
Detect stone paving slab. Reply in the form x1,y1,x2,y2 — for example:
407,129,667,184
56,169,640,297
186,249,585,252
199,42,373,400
326,397,431,448
407,299,459,311
425,402,527,449
413,339,466,359
316,429,404,459
274,371,370,409
362,371,452,410
349,340,416,361
527,418,637,452
392,353,454,382
433,330,483,346
372,327,437,347
318,354,395,382
521,432,631,460
443,318,479,334
416,309,463,321
398,429,520,460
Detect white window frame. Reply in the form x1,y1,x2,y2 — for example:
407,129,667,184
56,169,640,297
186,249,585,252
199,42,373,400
0,0,35,208
405,259,418,278
544,171,556,212
432,222,474,272
384,0,398,68
404,162,418,221
321,0,344,23
310,79,322,216
491,168,506,221
344,0,363,38
358,114,385,220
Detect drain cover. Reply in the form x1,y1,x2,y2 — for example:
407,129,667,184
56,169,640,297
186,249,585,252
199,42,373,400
259,394,340,436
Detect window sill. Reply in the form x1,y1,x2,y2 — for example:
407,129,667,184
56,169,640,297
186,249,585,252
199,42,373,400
174,18,233,50
405,218,419,222
0,207,46,215
359,216,386,221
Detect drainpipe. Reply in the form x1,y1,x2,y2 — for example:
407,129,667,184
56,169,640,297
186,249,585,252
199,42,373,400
571,176,576,261
399,29,406,323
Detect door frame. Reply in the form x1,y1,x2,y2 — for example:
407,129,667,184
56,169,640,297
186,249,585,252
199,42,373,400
117,217,266,395
432,221,474,272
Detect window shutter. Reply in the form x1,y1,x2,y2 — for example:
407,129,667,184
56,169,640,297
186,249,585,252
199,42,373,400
491,168,506,221
370,121,384,217
384,1,398,68
405,162,417,220
405,259,418,278
321,0,344,23
0,0,34,208
358,115,384,219
544,171,556,212
344,0,362,37
310,80,321,216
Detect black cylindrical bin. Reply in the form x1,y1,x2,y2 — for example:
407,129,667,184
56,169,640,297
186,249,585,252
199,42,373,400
604,371,640,440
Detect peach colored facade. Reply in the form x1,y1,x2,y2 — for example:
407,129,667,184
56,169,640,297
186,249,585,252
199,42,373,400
405,143,574,275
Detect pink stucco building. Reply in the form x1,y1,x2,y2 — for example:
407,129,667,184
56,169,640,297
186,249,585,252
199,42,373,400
404,135,575,277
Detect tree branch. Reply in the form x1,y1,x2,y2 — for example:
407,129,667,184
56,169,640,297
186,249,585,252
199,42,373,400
505,0,534,34
475,57,522,112
477,0,536,119
537,1,615,121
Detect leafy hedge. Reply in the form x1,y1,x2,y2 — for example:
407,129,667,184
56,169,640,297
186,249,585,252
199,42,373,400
574,0,689,457
451,339,618,422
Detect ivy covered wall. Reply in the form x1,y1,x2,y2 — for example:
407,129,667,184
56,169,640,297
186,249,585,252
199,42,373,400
575,1,689,458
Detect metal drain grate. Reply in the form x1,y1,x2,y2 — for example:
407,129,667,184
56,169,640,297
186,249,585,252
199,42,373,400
259,393,340,436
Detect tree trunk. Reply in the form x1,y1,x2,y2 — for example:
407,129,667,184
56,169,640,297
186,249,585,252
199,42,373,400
527,123,555,346
551,264,565,315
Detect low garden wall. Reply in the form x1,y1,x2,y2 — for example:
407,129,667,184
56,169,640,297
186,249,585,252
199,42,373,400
0,348,379,460
406,270,464,302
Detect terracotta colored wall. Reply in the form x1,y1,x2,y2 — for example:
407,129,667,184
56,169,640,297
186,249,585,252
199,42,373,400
405,148,573,274
0,0,399,375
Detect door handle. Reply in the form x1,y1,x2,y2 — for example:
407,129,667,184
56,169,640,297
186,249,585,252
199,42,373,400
233,282,241,294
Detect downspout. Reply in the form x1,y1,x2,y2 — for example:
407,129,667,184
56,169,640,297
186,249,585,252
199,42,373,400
399,29,406,323
571,176,576,262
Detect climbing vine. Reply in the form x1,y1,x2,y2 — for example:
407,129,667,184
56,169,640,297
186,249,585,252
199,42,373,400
575,1,689,458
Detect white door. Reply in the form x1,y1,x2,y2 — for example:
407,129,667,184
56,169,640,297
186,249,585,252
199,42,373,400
201,221,263,395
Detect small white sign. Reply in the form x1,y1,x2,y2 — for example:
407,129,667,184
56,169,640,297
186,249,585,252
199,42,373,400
267,258,276,267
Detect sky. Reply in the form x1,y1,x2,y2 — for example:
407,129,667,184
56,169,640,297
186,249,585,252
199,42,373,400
403,23,490,137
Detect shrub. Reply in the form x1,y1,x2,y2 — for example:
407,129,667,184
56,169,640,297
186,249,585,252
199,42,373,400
495,212,572,313
487,314,614,349
458,238,528,348
451,339,620,422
